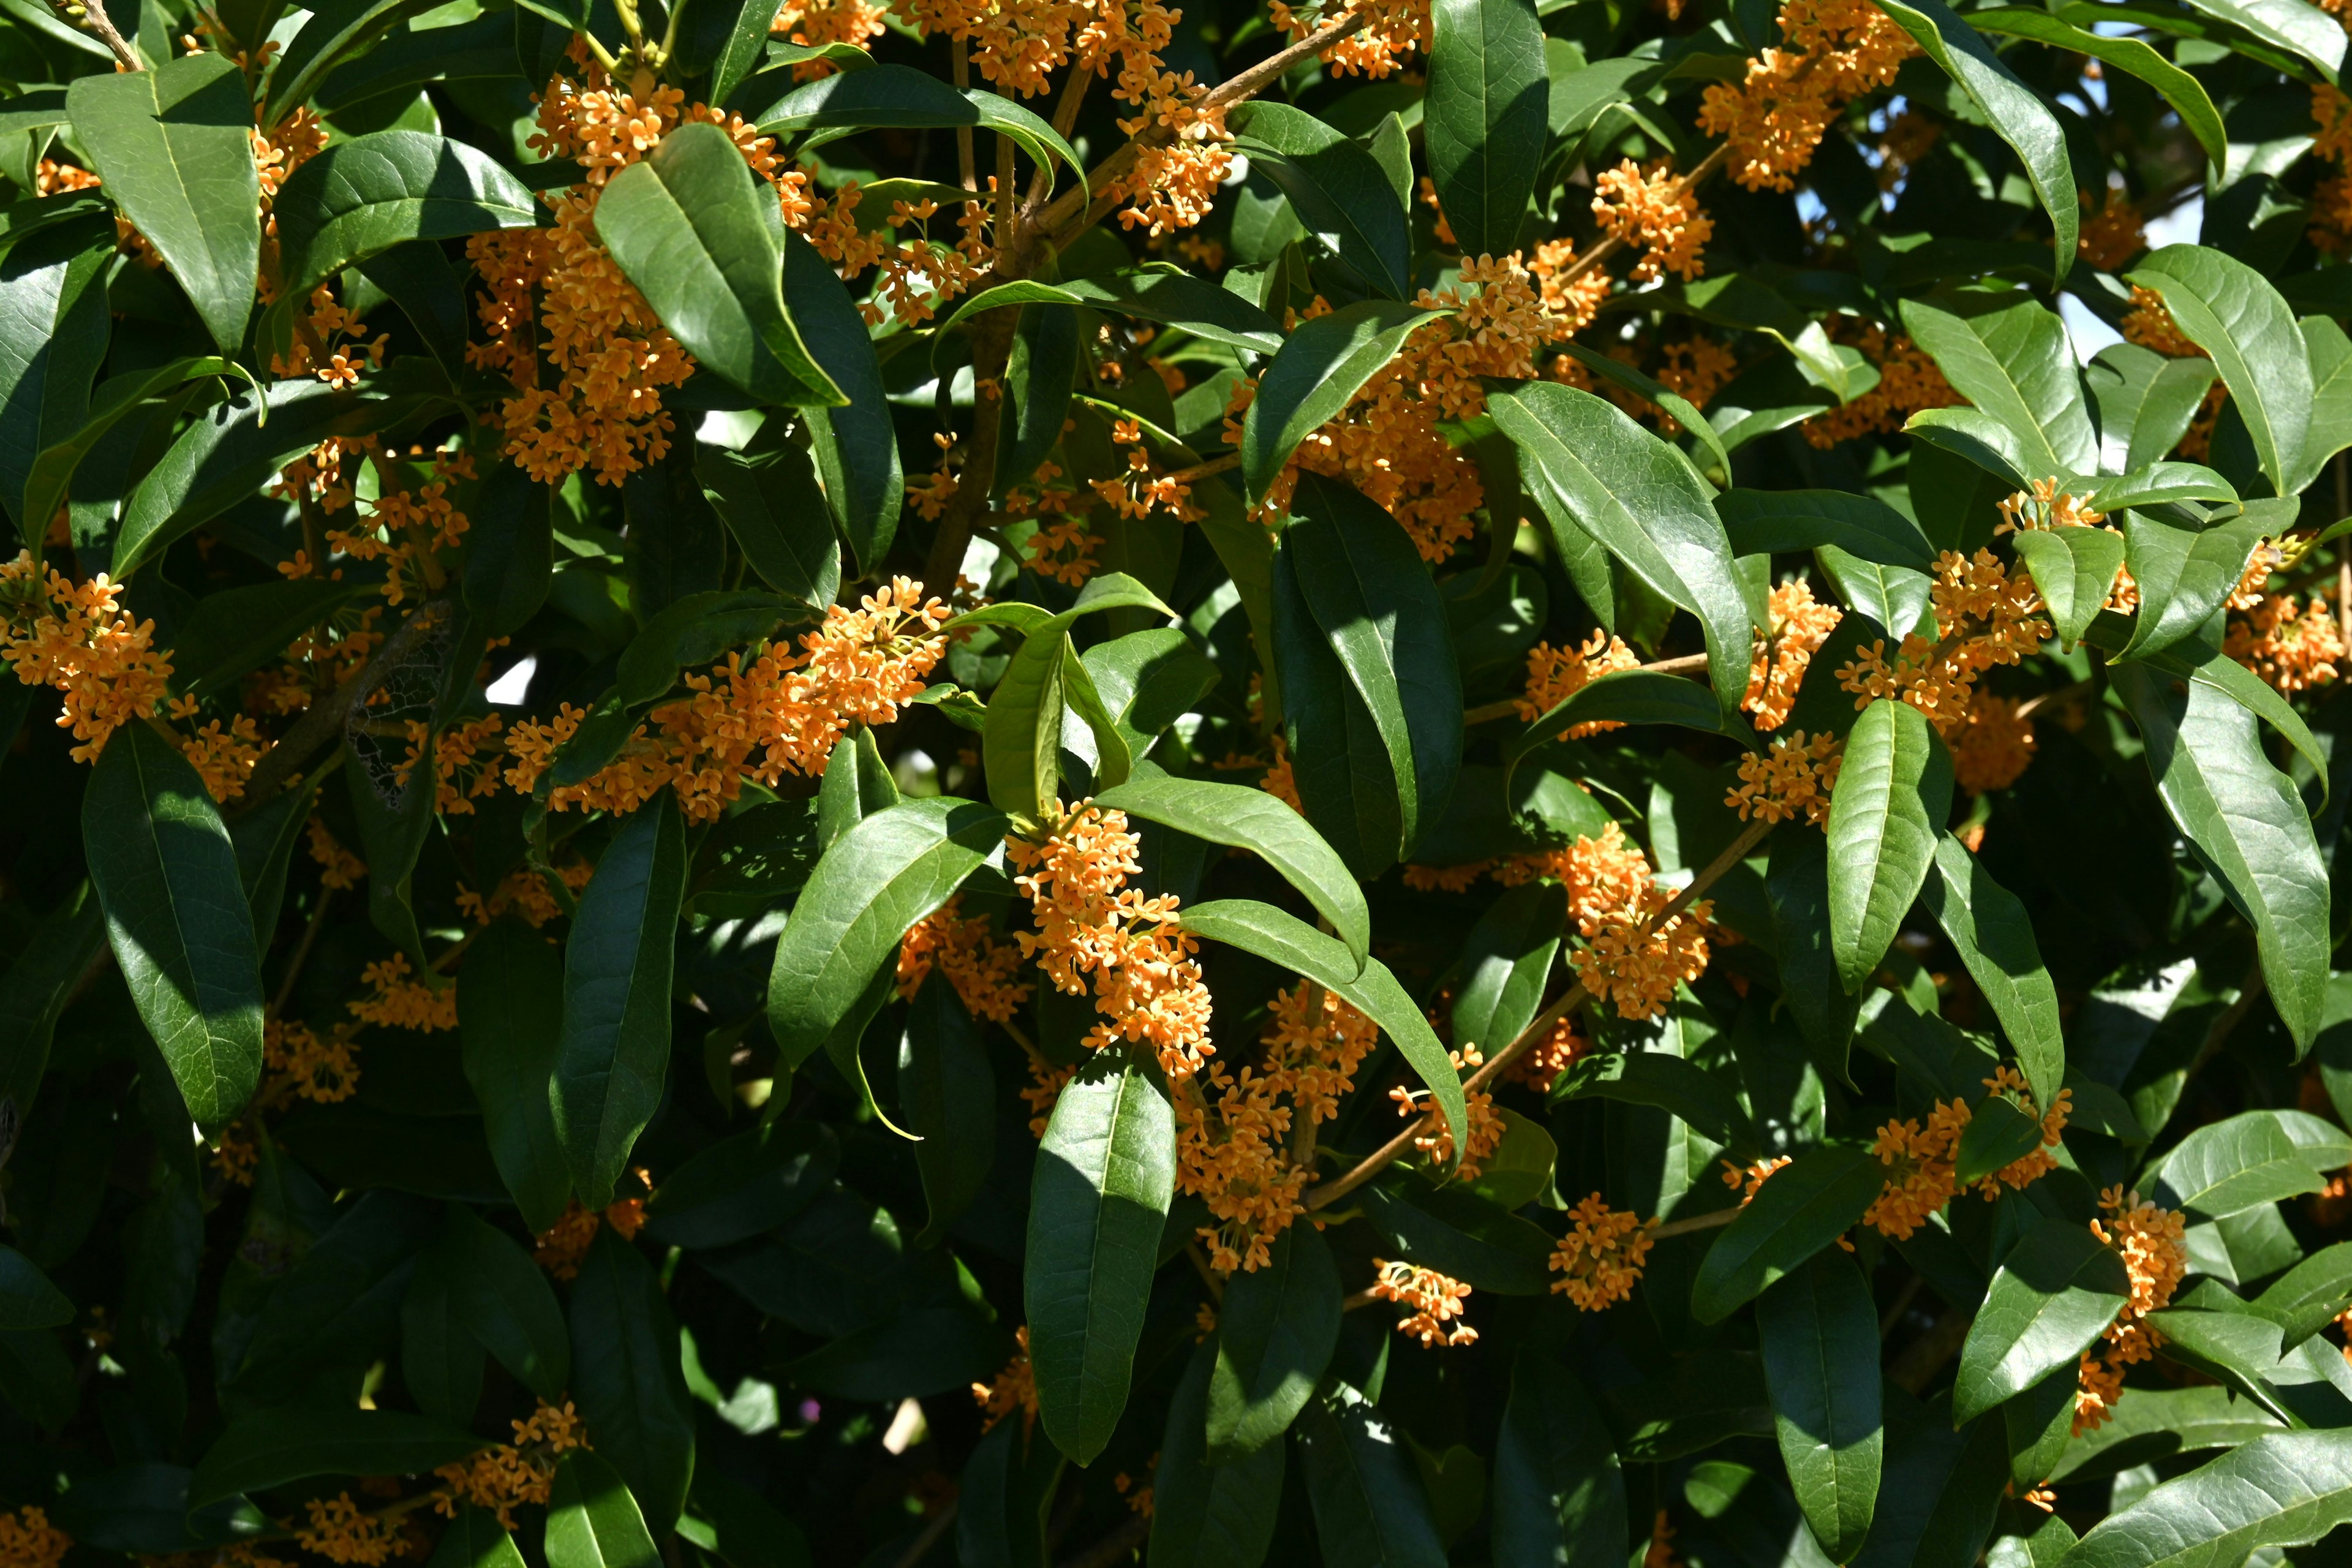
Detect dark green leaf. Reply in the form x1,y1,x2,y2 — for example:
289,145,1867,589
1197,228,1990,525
460,919,571,1233
1207,1221,1340,1461
1716,488,1937,573
643,1121,836,1248
1921,832,2064,1110
1757,1250,1883,1561
1026,1049,1176,1466
1426,0,1548,255
1491,1353,1626,1568
438,1204,571,1400
402,1249,484,1424
1449,881,1566,1061
266,0,444,124
189,1406,486,1507
0,216,111,535
2152,1109,2342,1219
1551,1049,1753,1154
545,1450,663,1568
2060,1431,2352,1567
1900,294,2097,477
555,792,688,1209
2129,245,2311,494
785,230,900,573
897,975,996,1246
271,130,537,301
2011,527,2126,648
1966,8,2226,167
1360,1170,1556,1294
1228,102,1412,300
1952,1215,2131,1424
2119,507,2269,660
1692,1144,1887,1322
1295,1384,1449,1568
1239,301,1444,505
1826,698,1953,993
570,1229,696,1534
1152,1338,1285,1568
694,440,840,608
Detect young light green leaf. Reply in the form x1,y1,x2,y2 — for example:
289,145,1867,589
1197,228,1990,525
1026,1050,1175,1466
1180,898,1469,1169
1091,775,1370,971
1757,1250,1883,1561
554,793,688,1210
1826,698,1953,993
66,53,261,353
1952,1215,2131,1424
83,723,264,1126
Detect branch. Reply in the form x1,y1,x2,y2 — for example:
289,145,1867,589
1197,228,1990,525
1463,650,1711,726
75,0,143,70
231,597,455,818
1303,815,1776,1210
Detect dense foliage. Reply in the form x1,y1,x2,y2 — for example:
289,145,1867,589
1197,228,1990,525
11,0,2352,1554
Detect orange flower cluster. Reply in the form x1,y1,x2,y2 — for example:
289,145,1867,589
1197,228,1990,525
2078,189,2146,272
1721,1155,1792,1205
2073,1188,2188,1434
348,953,458,1032
1238,255,1578,560
0,552,172,762
0,1509,69,1568
533,1177,649,1280
1505,1016,1587,1092
326,447,475,608
457,861,595,928
1726,730,1842,826
1592,160,1713,283
1977,1066,2071,1193
1836,549,2049,734
434,1401,589,1529
973,1325,1039,1433
1801,326,1959,447
270,284,388,390
1698,0,1914,192
1550,1193,1654,1310
1997,477,2106,536
1518,631,1640,738
1008,800,1215,1079
1101,2,1236,236
1948,695,2037,795
774,0,887,66
2226,593,2345,695
307,816,368,889
1090,417,1204,525
1574,888,1713,1020
1861,1099,1968,1240
1746,578,1844,729
1370,1259,1477,1347
897,894,1035,1022
504,580,950,821
295,1496,405,1566
2317,85,2352,250
1270,0,1428,78
263,1017,361,1107
1525,240,1611,336
1607,337,1740,438
398,713,507,816
176,707,269,803
2120,285,2203,360
1392,1045,1504,1177
1180,981,1379,1272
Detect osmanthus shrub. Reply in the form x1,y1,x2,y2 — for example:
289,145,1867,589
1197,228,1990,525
11,0,2352,1559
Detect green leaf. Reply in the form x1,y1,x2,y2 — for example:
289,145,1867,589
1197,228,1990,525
1901,293,2097,477
2089,344,2218,473
1510,669,1749,758
2141,1306,2291,1420
982,627,1076,820
1815,545,1933,643
569,1229,696,1534
1768,829,1861,1080
1951,1215,2130,1425
1867,0,2077,278
17,353,228,543
2250,1241,2352,1344
750,66,1082,194
1360,1170,1557,1293
1228,102,1412,300
2119,506,2269,660
1552,1049,1754,1155
1279,471,1462,862
437,1204,571,1400
897,975,995,1246
2081,462,2239,514
1921,832,2064,1110
228,1190,439,1397
784,231,900,573
170,579,361,701
1092,775,1369,971
1903,405,2037,490
1240,301,1445,505
1295,1384,1449,1568
1953,1095,2046,1187
2060,1431,2352,1567
694,440,841,608
997,302,1079,493
2130,246,2311,495
1853,1398,2011,1568
2151,1109,2343,1219
1207,1221,1341,1461
1692,1144,1887,1322
2052,1385,2281,1483
265,0,445,124
2179,0,2345,80
1270,530,1401,877
554,791,688,1210
2110,663,2329,1052
0,1249,70,1331
429,1509,528,1568
643,1122,835,1248
1449,881,1566,1061
114,375,440,577
597,123,843,408
1487,380,1757,730
66,53,260,354
767,797,1008,1066
0,216,111,535
1757,1250,1883,1561
1025,1049,1175,1466
1181,899,1470,1170
1425,0,1545,255
1056,270,1283,355
690,1474,815,1568
464,461,554,636
271,130,537,301
1491,1353,1626,1568
1965,8,2226,167
403,1248,484,1424
459,919,571,1234
189,1406,487,1507
1826,698,1953,994
1550,342,1736,488
545,1451,663,1568
1715,488,1937,573
2011,526,2125,648
0,883,105,1121
1152,1338,1286,1568
83,723,263,1127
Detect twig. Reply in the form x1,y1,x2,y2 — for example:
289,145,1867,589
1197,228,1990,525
952,42,976,192
2015,677,2094,722
270,886,334,1016
1651,1206,1738,1240
889,1503,959,1568
231,598,454,818
76,0,142,70
1185,1242,1226,1302
1553,140,1733,288
1055,1517,1149,1568
1303,816,1775,1210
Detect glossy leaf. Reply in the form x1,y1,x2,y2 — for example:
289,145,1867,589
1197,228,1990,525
437,1205,570,1400
0,216,111,535
1692,1144,1887,1322
568,1230,695,1534
2119,507,2270,660
1240,301,1445,505
784,231,899,573
1207,1221,1341,1461
2011,526,2126,648
544,1451,662,1568
459,919,571,1233
1025,1050,1175,1466
1228,102,1412,300
1952,1215,2130,1423
1715,487,1937,573
1826,698,1953,993
695,439,841,608
2062,1431,2352,1568
1295,1384,1449,1568
1490,1354,1626,1568
897,977,996,1246
1901,293,2096,477
1921,832,2064,1109
1152,1338,1284,1568
1449,880,1566,1061
1425,0,1545,255
2129,245,2312,494
271,130,537,301
1757,1250,1883,1561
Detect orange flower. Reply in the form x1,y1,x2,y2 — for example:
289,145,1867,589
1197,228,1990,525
898,895,1035,1022
347,952,458,1032
2074,1188,2188,1434
1518,631,1641,737
1550,1193,1654,1310
1745,578,1843,730
1948,696,2037,795
1370,1259,1478,1346
1861,1099,1969,1239
0,551,173,762
973,1325,1039,1433
1726,730,1843,827
2227,593,2345,695
434,1401,589,1528
1592,159,1713,283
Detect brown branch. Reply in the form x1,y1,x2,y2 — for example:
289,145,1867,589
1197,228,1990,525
77,0,142,70
231,598,454,818
952,42,976,192
1055,1517,1149,1568
269,886,334,1015
889,1503,959,1568
1651,1205,1739,1240
1303,815,1776,1210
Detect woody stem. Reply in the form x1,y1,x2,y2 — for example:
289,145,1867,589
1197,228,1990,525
1302,815,1775,1212
77,0,141,70
1651,1206,1739,1240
